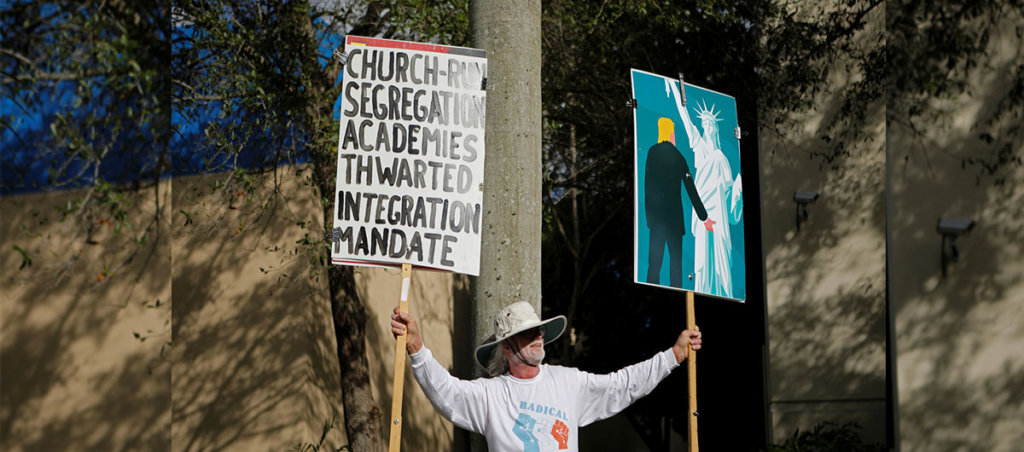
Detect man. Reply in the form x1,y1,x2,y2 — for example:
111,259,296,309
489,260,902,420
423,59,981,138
667,81,743,298
645,116,714,287
390,301,702,451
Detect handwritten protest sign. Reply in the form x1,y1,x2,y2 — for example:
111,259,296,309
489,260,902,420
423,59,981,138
331,36,487,276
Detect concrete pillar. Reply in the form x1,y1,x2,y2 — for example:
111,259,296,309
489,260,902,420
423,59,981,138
468,0,543,362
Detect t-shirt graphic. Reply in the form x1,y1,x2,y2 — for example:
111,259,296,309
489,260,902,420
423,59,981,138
513,413,540,451
551,419,569,449
514,401,571,450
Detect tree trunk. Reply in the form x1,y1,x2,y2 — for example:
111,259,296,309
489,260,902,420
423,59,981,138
312,150,382,452
468,0,543,365
295,0,384,448
326,265,382,452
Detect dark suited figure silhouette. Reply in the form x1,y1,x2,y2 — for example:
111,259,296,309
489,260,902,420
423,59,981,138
645,117,710,287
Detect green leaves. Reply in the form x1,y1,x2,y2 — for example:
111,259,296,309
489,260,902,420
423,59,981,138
179,209,193,227
3,0,169,194
886,0,1024,182
771,421,884,452
12,245,32,270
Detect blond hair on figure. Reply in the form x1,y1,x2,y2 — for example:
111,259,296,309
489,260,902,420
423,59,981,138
657,117,674,143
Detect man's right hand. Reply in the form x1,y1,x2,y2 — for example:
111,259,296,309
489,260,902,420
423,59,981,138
672,326,702,363
391,306,423,354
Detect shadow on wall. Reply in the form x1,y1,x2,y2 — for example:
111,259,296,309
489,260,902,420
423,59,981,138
764,149,887,402
889,23,1024,447
170,167,345,452
759,35,888,443
1,182,172,451
406,273,458,450
769,283,886,399
351,268,388,449
763,148,888,441
898,360,1024,451
890,157,1024,450
356,265,463,452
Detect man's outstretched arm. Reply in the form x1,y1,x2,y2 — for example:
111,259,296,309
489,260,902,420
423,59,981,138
577,326,703,426
391,306,488,433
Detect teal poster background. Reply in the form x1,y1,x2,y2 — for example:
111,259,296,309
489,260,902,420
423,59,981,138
632,69,746,302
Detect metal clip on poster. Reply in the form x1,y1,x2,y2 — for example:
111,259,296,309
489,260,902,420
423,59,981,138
334,49,349,66
735,126,742,140
389,264,413,452
627,98,638,109
686,290,699,452
677,73,687,106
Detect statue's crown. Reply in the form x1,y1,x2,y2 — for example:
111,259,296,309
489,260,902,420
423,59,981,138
694,99,721,122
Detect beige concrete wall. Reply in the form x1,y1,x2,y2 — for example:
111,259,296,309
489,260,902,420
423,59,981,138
2,181,172,451
759,4,887,444
360,266,461,451
888,16,1024,452
3,164,459,452
169,166,347,451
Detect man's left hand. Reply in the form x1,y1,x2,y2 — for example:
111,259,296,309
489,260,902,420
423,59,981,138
703,219,716,232
672,326,702,363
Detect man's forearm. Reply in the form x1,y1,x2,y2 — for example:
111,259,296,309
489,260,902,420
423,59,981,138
672,343,688,363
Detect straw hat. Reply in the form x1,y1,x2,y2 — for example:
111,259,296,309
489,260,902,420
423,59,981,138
474,301,566,369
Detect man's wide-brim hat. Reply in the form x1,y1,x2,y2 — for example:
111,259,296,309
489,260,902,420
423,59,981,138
474,301,566,370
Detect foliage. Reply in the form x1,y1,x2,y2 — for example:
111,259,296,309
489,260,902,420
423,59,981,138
371,0,471,46
535,5,775,447
172,0,335,175
8,0,1018,449
171,0,471,180
170,2,440,450
538,0,770,366
758,0,884,168
887,0,1024,184
1,0,169,193
771,422,885,452
172,0,355,278
2,0,170,286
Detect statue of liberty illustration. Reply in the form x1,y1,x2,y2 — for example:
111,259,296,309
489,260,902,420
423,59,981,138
667,80,743,298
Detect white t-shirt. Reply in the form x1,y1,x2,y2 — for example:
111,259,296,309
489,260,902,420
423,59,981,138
410,347,680,452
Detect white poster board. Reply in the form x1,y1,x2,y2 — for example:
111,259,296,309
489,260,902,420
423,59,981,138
331,36,487,275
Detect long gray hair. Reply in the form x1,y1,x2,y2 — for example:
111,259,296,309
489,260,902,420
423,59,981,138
485,341,509,376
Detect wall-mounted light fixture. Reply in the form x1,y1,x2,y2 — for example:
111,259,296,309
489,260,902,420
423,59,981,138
793,191,820,231
938,218,975,277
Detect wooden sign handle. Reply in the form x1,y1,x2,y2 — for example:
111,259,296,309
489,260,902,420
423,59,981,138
388,264,413,452
686,290,699,452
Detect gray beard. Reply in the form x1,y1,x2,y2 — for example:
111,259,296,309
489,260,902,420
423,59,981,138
520,344,545,365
